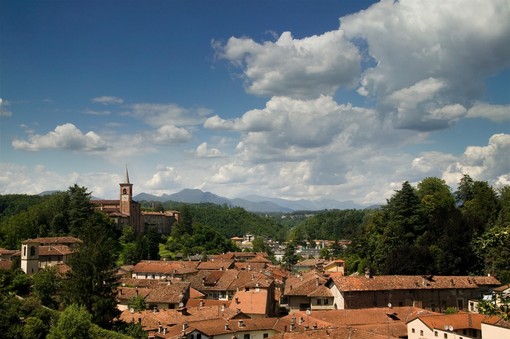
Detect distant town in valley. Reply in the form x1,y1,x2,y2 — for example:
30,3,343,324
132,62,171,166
0,168,509,338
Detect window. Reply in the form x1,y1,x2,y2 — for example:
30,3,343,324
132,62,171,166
444,334,448,338
317,299,322,305
196,334,202,339
435,330,438,337
244,334,250,339
263,334,268,338
324,299,329,305
412,328,415,333
420,330,423,336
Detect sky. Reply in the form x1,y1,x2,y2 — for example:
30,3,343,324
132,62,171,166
1,0,509,205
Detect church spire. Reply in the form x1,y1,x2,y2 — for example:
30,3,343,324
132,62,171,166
124,164,130,184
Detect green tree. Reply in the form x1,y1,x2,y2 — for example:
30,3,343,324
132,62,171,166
127,295,146,312
282,242,299,270
23,317,46,339
33,266,62,308
47,304,93,339
67,184,94,236
63,212,120,328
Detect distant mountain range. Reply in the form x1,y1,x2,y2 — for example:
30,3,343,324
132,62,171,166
133,188,371,213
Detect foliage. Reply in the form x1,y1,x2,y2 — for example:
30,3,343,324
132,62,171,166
47,304,93,339
127,294,147,312
477,293,510,321
63,211,120,328
32,266,62,308
282,242,299,270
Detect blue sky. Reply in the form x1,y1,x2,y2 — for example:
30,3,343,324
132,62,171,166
1,0,509,204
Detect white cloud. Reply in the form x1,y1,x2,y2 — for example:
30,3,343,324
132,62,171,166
195,142,224,158
91,96,124,105
340,0,510,130
83,109,111,116
152,125,192,144
466,102,510,122
216,30,360,99
0,98,12,117
12,123,108,152
128,103,212,127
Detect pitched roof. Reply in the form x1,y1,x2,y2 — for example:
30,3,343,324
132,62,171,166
196,259,235,271
329,275,501,292
132,260,198,275
23,236,82,245
119,305,245,331
39,245,74,256
229,289,269,315
118,281,190,304
187,269,274,293
0,259,13,271
284,271,328,296
185,298,231,308
411,313,493,331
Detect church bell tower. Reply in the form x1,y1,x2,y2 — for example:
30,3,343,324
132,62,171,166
120,165,133,216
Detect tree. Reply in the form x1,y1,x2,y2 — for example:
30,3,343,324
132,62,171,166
23,317,46,339
67,184,94,236
47,304,93,339
33,266,62,308
63,212,120,327
282,242,299,270
127,295,146,312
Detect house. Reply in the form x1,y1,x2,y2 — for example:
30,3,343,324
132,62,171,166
293,259,327,272
153,317,296,339
0,248,19,260
229,288,271,318
119,305,248,335
481,316,510,338
117,280,190,311
281,306,435,339
196,259,235,271
131,260,198,280
283,271,333,312
407,312,505,339
326,274,501,311
20,237,80,274
187,269,276,313
322,259,345,276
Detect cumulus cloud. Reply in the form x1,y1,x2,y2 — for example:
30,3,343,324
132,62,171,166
340,0,510,130
195,142,224,158
128,103,212,127
216,30,360,99
152,125,192,144
12,123,107,152
466,102,510,122
144,166,182,189
91,96,124,105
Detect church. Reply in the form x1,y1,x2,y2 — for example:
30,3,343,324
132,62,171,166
91,167,179,234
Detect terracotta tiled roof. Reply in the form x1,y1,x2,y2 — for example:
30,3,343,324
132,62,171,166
329,275,501,292
307,285,333,297
185,298,230,308
39,245,74,256
196,259,235,271
188,287,205,299
482,316,510,329
247,255,272,263
234,262,267,271
119,305,244,331
0,248,17,256
284,271,328,297
159,317,292,338
187,269,274,293
493,283,510,293
118,281,190,304
413,313,493,331
132,260,198,275
269,327,401,339
229,289,269,315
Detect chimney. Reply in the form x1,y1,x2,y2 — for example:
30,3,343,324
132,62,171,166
316,277,319,286
235,297,239,304
313,323,318,330
290,324,295,332
182,322,188,330
291,316,296,324
364,269,372,279
238,320,244,327
221,304,225,312
158,324,162,333
163,327,167,335
225,323,230,331
299,317,304,325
